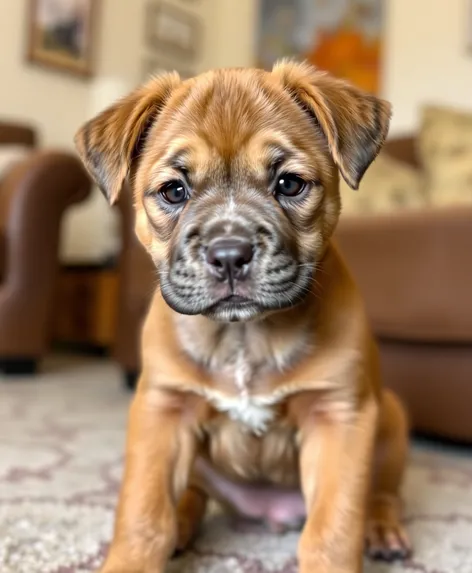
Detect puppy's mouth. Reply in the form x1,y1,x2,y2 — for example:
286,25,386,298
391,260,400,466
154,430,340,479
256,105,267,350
160,261,315,323
204,295,262,322
219,294,251,304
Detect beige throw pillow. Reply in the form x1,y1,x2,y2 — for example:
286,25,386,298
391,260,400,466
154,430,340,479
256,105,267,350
419,105,472,207
340,152,426,216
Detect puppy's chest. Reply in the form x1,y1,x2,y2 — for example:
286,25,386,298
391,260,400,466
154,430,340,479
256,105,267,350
177,317,309,436
205,351,281,436
180,322,304,436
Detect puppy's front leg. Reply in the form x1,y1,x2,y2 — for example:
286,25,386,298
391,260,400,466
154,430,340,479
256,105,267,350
100,386,201,573
297,394,378,573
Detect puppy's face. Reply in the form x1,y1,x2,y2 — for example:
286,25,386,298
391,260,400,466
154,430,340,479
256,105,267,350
75,62,391,322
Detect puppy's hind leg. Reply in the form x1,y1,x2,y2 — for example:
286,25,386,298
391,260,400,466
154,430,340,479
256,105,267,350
366,389,412,561
174,485,208,555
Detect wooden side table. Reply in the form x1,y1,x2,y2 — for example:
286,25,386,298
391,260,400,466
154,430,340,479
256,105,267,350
52,263,119,354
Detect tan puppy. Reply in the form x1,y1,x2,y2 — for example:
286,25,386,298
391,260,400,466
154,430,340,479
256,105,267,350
75,61,411,573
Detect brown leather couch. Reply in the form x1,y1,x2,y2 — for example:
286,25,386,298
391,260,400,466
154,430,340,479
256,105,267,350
113,137,472,442
335,136,472,442
0,121,92,374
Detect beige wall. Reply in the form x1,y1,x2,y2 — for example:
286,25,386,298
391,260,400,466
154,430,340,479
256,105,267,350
384,0,472,134
0,0,90,148
207,0,257,69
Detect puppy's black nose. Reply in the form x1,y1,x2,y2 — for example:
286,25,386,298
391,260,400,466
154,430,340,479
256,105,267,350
206,238,253,284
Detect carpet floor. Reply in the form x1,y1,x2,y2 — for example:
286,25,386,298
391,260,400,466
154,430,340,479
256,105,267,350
1,356,471,573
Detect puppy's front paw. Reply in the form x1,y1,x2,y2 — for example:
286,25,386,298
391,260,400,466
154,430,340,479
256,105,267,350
97,565,164,573
299,552,356,573
366,496,412,561
96,565,147,573
365,519,411,562
96,551,166,573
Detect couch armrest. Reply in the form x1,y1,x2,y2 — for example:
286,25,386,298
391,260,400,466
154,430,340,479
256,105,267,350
335,207,472,343
0,121,37,147
0,151,91,356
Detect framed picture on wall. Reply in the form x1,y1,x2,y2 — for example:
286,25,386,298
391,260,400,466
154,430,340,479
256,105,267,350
257,0,384,95
145,1,202,62
26,0,99,77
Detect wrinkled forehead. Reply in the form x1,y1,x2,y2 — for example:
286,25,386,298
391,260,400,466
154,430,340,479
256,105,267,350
137,70,330,188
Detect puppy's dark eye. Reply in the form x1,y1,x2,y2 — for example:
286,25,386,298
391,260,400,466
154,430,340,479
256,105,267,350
160,181,188,204
275,174,306,197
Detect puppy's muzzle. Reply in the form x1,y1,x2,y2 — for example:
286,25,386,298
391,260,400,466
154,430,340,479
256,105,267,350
206,237,253,290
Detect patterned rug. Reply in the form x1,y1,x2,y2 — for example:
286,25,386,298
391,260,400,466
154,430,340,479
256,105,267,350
1,356,472,573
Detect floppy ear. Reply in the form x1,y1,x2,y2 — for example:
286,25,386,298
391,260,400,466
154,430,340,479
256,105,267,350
272,60,392,190
74,72,181,204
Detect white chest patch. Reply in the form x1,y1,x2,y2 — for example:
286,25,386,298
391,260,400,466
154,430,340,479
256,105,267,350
203,390,282,436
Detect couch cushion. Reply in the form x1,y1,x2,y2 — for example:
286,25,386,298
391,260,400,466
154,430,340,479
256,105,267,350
336,207,472,343
419,105,472,207
340,152,427,216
